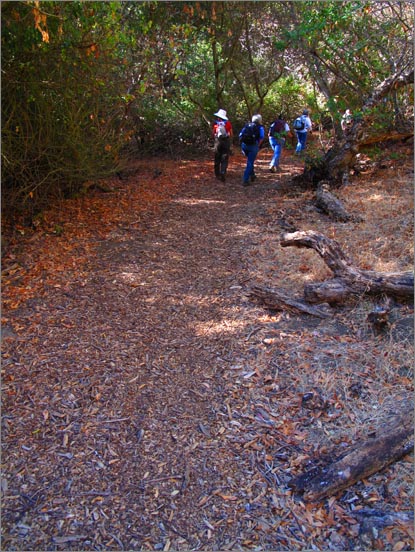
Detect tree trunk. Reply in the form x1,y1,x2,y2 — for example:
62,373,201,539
281,231,414,303
297,69,414,187
290,404,414,501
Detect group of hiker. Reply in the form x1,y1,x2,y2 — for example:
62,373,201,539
212,108,312,185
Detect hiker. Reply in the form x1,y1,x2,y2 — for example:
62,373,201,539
239,114,265,186
212,109,233,182
268,114,290,172
293,109,312,154
341,109,353,134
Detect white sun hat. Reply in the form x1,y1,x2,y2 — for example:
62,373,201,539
214,109,228,120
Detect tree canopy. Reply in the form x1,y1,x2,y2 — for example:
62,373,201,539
2,0,413,216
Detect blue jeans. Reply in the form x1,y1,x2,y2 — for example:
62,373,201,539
269,137,285,167
241,143,259,182
295,131,307,152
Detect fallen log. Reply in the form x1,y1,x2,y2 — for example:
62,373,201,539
249,285,332,318
281,230,414,302
315,181,361,222
291,405,414,501
303,278,356,305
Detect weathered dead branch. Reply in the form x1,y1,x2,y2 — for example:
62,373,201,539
281,230,414,303
249,285,332,318
315,181,361,222
302,279,355,305
290,404,414,501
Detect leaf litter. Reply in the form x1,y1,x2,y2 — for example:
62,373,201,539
1,143,413,550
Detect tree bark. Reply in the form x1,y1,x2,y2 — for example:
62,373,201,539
296,69,414,187
303,278,355,305
249,285,332,318
359,131,413,147
290,405,414,501
315,181,360,222
281,231,414,302
329,70,414,184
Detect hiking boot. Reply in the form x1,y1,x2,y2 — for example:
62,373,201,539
250,173,257,182
269,166,276,173
242,180,250,187
220,173,226,182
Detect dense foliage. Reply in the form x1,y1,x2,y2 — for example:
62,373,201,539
2,0,413,216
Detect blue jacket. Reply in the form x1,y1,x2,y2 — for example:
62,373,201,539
239,123,265,145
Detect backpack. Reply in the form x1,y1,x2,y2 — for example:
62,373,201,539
239,122,260,145
293,116,305,131
269,119,285,137
215,121,229,139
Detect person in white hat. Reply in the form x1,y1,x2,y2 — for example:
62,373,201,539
212,109,233,182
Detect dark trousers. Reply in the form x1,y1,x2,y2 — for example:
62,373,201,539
214,138,230,177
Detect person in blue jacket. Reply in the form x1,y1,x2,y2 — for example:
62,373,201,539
239,114,265,186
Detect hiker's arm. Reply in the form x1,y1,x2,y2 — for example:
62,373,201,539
258,126,265,146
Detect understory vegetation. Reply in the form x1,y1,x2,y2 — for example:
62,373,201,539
2,1,413,217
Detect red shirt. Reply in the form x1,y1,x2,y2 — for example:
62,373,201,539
213,120,233,137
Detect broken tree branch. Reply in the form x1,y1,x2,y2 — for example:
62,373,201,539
291,404,414,501
249,285,332,318
281,230,414,302
315,181,362,222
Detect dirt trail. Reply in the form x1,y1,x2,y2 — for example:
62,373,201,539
2,148,413,551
